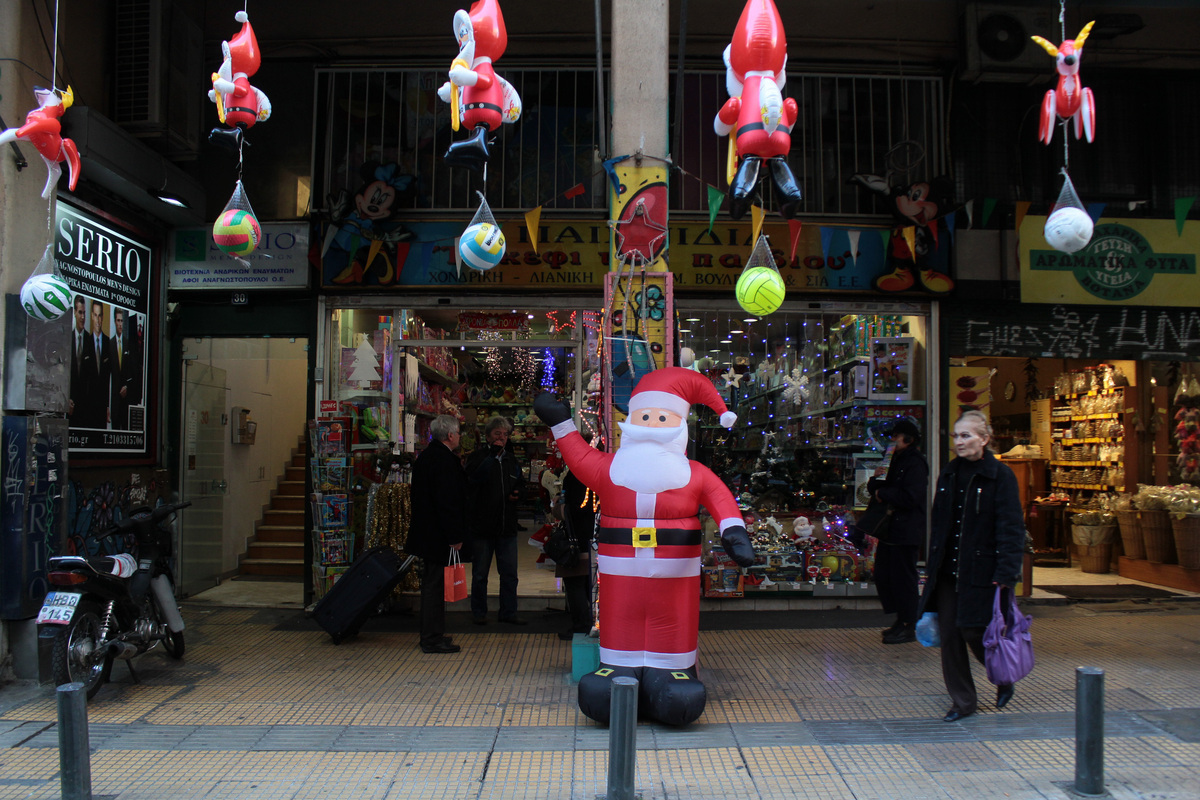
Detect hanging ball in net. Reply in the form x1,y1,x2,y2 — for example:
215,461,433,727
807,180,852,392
1044,207,1094,254
459,222,506,271
735,266,786,316
20,274,73,321
213,209,262,258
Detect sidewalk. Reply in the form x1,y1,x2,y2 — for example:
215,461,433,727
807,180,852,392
1,599,1198,800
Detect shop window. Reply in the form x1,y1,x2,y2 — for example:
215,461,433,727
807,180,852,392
679,307,929,516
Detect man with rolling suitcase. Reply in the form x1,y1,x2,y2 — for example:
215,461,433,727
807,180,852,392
409,415,468,654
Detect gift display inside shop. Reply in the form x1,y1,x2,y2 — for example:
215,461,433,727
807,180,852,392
681,308,930,598
309,306,597,599
944,357,1200,594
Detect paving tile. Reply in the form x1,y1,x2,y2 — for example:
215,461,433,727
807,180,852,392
731,722,818,747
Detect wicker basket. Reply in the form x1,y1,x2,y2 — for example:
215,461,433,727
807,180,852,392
1079,543,1113,574
1116,509,1144,560
1140,509,1177,564
1072,524,1116,546
1171,515,1200,570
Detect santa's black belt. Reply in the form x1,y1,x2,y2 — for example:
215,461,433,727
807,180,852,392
736,122,793,136
464,102,502,112
598,527,700,548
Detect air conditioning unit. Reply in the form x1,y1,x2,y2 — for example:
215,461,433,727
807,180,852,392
960,3,1059,82
113,0,204,159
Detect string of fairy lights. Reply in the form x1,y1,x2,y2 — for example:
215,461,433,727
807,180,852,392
678,310,914,452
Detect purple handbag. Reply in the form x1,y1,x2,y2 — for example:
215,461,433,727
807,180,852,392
983,586,1035,685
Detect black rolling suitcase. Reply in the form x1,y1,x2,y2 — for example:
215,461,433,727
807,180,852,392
313,546,415,644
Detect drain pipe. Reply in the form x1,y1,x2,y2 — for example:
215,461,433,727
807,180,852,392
1075,666,1105,796
57,682,92,800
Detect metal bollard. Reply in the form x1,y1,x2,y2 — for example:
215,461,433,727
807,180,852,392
56,682,92,800
1075,666,1105,797
606,677,638,800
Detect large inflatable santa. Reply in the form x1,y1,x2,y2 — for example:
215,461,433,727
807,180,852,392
208,11,271,150
534,368,755,726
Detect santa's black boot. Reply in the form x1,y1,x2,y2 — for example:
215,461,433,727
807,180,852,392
578,664,641,725
640,666,707,726
728,156,762,221
208,126,246,153
769,158,803,219
444,125,492,172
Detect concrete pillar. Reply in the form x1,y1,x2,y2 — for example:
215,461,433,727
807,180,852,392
609,0,669,158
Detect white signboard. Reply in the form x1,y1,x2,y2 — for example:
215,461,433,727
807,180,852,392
169,223,309,289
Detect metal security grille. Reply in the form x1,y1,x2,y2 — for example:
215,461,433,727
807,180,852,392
313,67,943,219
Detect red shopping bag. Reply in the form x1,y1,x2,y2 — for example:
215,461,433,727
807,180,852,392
444,550,467,602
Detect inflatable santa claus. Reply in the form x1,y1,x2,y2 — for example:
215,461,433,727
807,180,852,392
534,368,755,726
713,0,802,221
438,0,522,172
208,11,271,150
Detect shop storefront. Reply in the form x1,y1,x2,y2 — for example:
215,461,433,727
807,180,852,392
943,295,1200,594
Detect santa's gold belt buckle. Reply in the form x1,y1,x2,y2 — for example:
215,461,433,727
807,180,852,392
632,527,657,548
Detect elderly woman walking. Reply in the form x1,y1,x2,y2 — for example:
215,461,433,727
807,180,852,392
920,410,1026,722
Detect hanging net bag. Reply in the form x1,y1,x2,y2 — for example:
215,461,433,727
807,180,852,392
213,180,263,266
735,235,786,316
458,191,506,272
1044,169,1093,254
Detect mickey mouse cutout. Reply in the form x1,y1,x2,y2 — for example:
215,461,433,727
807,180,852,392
850,172,955,294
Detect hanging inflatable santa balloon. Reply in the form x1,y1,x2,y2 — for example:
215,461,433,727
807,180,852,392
208,11,271,150
438,0,522,172
713,0,802,221
534,368,756,726
0,86,80,199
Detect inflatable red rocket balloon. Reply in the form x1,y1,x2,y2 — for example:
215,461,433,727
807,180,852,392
0,86,81,199
534,368,756,726
1032,21,1096,145
714,0,802,221
208,10,272,150
439,0,522,172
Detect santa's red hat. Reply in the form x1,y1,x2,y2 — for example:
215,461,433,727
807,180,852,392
468,0,507,61
629,367,737,429
226,11,261,77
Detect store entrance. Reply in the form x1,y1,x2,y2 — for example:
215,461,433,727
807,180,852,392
951,356,1200,596
177,336,310,605
321,305,597,609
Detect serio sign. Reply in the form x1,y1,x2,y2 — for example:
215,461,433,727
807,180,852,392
55,202,153,456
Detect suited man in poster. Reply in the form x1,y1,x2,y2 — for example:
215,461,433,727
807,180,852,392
80,299,112,429
534,368,756,726
109,308,141,429
68,294,88,422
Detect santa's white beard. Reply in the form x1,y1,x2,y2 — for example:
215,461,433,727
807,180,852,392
609,420,691,493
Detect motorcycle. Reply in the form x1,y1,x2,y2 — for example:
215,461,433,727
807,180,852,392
37,501,190,699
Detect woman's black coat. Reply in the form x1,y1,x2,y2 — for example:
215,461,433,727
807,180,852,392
918,450,1025,628
465,443,523,539
866,444,928,547
408,440,467,561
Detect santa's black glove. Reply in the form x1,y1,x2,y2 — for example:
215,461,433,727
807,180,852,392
534,393,573,427
720,525,756,568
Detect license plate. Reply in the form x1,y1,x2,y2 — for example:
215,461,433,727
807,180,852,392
37,592,81,625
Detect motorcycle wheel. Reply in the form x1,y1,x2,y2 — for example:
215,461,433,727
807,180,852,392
50,600,112,699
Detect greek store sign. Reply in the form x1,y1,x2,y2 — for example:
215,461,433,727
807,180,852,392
1020,216,1196,305
169,224,309,289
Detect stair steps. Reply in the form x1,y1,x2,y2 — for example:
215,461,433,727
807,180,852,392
239,434,308,577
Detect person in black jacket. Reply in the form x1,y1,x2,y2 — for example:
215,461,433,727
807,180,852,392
867,417,928,645
553,468,595,640
465,416,525,625
408,415,467,654
919,410,1026,721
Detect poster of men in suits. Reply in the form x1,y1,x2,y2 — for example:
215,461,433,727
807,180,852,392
55,202,152,456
